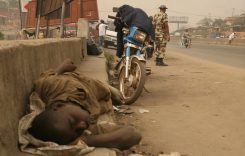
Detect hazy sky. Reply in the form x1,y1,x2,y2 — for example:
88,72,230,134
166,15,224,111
97,0,245,31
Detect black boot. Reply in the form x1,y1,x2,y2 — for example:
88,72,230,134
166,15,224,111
155,58,160,66
157,58,168,66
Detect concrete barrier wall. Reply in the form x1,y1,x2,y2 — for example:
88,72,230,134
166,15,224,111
171,36,245,46
0,38,86,156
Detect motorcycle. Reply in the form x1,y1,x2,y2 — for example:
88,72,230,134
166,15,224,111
108,15,151,105
182,36,191,48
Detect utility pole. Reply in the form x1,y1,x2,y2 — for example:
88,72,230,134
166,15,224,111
60,0,66,38
232,8,235,17
18,0,23,30
45,14,50,38
35,0,42,39
231,8,235,32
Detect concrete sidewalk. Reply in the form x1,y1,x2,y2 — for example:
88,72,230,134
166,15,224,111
77,53,108,83
77,54,117,156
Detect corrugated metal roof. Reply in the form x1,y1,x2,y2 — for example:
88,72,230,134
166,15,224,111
39,0,73,16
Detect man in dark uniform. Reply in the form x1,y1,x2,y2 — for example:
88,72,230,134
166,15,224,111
114,5,155,58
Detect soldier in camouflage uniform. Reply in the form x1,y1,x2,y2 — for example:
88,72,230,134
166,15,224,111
153,5,170,66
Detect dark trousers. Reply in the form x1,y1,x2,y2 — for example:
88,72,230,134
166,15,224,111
116,30,124,58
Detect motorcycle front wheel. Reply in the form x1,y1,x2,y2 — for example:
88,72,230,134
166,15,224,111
119,58,146,105
185,43,188,48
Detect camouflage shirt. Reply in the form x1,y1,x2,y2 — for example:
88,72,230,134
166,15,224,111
153,12,168,37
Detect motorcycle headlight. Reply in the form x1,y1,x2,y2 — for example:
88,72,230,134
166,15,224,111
133,30,147,42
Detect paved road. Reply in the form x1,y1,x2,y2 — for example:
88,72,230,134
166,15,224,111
168,42,245,69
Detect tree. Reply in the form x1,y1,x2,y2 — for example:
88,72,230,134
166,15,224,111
212,19,226,27
197,18,213,27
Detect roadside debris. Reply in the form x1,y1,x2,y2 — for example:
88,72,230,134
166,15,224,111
128,154,143,156
114,105,134,114
139,109,150,114
158,152,182,156
214,81,224,84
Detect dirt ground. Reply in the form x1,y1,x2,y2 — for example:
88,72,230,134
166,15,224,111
108,50,245,156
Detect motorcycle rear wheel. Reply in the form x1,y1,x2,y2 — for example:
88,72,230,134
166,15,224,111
119,58,146,105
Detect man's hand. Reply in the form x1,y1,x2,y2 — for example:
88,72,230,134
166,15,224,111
55,59,77,74
109,86,124,106
62,59,77,72
80,126,142,150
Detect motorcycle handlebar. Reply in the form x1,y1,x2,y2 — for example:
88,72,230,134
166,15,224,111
108,15,120,20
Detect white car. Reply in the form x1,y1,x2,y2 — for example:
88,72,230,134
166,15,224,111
104,29,117,48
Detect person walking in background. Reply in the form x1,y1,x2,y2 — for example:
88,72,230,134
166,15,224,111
98,20,107,47
228,32,236,45
181,28,192,47
153,5,170,66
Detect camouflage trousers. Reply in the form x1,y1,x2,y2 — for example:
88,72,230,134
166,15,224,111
154,36,167,59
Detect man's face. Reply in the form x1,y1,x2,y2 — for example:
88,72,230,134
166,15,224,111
53,104,90,144
29,103,91,145
161,8,167,13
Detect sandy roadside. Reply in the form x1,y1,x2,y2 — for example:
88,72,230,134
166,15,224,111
115,51,245,156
